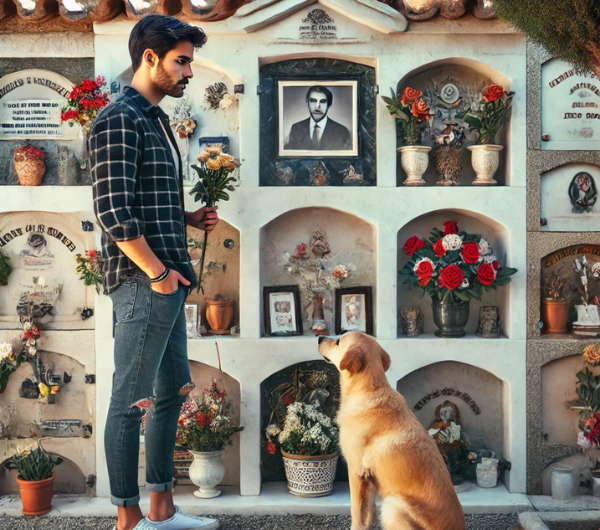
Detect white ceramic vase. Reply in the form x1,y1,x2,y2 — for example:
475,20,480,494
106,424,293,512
467,144,503,186
281,450,339,497
551,464,574,501
398,146,431,186
189,450,225,499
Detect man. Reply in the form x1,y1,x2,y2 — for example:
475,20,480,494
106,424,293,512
89,15,219,530
284,85,353,151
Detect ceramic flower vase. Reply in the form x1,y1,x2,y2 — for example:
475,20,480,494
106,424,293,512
188,450,225,498
281,450,339,497
468,144,503,186
398,146,431,186
205,300,235,335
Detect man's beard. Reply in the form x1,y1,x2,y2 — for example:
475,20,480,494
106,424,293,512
154,62,188,98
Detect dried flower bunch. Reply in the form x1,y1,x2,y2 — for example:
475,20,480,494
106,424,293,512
0,341,23,394
75,250,104,294
265,401,339,457
542,268,572,301
399,221,517,303
14,145,45,161
381,87,433,145
4,442,62,481
176,380,244,452
464,85,515,145
204,82,238,111
170,98,197,139
61,76,112,132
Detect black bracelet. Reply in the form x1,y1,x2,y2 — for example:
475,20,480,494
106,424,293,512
149,268,170,283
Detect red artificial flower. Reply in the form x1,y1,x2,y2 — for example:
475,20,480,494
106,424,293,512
433,239,446,258
196,412,209,427
294,243,308,259
403,236,425,257
87,250,98,258
411,98,431,122
444,221,458,235
492,260,500,270
266,442,277,455
477,263,497,286
462,242,481,265
178,419,184,425
283,395,294,406
415,260,434,287
438,264,464,291
483,85,505,103
401,87,423,105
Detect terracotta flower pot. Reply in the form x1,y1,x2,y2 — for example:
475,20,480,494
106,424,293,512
16,471,56,516
14,158,46,186
541,299,570,334
205,300,235,335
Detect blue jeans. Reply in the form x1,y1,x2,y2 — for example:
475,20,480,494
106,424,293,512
106,277,193,507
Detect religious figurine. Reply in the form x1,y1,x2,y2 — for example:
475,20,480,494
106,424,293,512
400,306,424,337
310,161,330,186
573,256,600,337
341,164,363,186
476,306,500,338
569,172,597,213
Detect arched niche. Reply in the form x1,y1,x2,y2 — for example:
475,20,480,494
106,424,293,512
396,58,513,186
541,163,600,231
541,354,590,444
0,211,94,330
185,220,240,334
259,360,346,483
0,452,86,495
111,63,239,187
397,209,511,338
397,361,506,464
260,207,377,337
0,351,92,439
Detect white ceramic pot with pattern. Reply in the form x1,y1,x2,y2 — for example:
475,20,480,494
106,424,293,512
468,144,503,186
281,450,339,497
398,146,431,186
189,450,225,498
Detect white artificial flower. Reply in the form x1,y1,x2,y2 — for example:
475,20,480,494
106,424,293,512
442,234,463,251
265,424,281,440
413,257,435,273
460,278,470,289
482,254,498,265
479,238,492,256
0,342,14,361
578,430,592,451
219,93,237,111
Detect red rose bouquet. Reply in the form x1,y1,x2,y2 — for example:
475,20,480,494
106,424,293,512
61,76,112,133
464,84,515,145
399,221,517,303
381,87,433,145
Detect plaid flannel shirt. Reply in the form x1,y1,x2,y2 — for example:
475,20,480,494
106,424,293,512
89,86,196,294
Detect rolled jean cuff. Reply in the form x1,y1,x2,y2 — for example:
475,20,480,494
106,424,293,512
111,493,140,507
146,479,174,492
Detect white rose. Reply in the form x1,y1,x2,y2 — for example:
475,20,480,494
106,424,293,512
442,234,463,251
460,278,470,289
0,342,14,361
479,238,492,256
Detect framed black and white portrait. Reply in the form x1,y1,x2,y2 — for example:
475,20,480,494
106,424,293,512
263,285,303,336
278,80,358,157
335,287,373,335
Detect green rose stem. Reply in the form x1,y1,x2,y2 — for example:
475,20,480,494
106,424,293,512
190,158,239,294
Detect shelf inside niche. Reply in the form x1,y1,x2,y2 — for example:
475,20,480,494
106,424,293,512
397,332,508,340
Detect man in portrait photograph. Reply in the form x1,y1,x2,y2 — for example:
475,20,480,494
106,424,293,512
284,86,352,151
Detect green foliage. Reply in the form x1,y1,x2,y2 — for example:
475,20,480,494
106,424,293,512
0,350,22,394
5,445,62,481
0,250,11,286
493,0,600,75
576,367,600,414
464,92,514,145
75,252,103,294
381,88,430,146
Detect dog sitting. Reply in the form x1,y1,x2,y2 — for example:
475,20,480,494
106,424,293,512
318,332,465,530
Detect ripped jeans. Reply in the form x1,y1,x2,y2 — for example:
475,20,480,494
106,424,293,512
106,276,193,507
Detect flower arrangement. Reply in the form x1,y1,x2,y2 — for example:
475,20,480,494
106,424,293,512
0,341,23,394
176,381,244,453
75,250,104,294
574,365,600,449
464,85,515,145
170,97,197,139
265,401,339,457
381,87,433,145
0,249,12,286
189,145,240,293
542,267,573,301
61,76,112,133
399,221,517,303
14,145,46,162
204,82,238,111
4,443,62,481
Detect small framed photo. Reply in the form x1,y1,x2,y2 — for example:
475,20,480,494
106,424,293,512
278,80,359,158
335,287,373,336
263,285,303,336
184,304,199,339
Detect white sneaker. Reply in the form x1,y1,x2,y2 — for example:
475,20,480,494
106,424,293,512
145,506,219,530
112,521,157,530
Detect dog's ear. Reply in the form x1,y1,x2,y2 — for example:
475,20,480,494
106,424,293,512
339,346,366,375
379,346,391,373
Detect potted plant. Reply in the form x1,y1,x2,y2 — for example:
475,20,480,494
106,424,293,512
205,295,235,336
176,380,243,498
465,85,515,185
382,87,433,186
399,221,517,337
541,268,572,334
265,401,339,497
4,442,63,516
13,145,46,186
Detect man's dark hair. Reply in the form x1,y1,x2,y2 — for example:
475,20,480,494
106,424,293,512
129,15,207,72
306,86,333,107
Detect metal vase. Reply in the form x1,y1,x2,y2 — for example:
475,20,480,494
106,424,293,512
432,298,470,338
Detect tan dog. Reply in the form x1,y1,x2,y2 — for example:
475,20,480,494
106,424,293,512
318,332,465,530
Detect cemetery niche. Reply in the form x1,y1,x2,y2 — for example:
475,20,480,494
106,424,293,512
541,163,600,232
